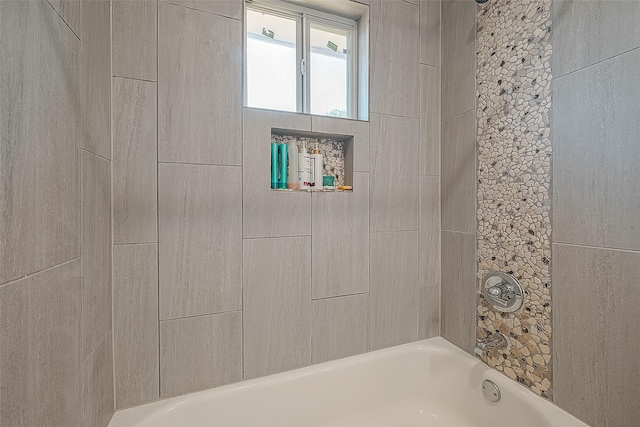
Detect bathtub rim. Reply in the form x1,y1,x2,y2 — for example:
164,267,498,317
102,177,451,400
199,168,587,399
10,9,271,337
108,336,587,427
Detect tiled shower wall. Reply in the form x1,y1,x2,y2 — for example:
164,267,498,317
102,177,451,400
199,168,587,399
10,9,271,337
552,0,640,425
476,0,553,397
441,0,554,397
0,1,114,425
441,0,477,354
443,1,640,425
112,0,442,408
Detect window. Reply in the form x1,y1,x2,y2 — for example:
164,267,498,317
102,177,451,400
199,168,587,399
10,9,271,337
245,0,360,119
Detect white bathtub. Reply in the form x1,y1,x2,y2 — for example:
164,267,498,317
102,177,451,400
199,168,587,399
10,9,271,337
109,337,587,427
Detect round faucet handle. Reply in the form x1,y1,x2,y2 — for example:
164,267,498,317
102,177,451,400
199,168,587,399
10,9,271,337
487,286,503,297
481,272,524,313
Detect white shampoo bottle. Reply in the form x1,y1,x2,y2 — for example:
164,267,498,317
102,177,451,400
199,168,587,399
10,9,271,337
298,142,311,190
311,143,323,190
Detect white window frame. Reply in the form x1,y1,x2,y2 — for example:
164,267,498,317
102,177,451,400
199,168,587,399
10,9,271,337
244,0,358,119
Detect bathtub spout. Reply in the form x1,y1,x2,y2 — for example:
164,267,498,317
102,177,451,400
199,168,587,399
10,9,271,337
474,333,508,356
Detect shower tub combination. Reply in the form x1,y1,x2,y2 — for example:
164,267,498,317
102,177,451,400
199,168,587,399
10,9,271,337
109,338,586,427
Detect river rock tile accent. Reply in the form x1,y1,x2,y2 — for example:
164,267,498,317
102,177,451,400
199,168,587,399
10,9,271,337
272,134,346,188
476,0,553,398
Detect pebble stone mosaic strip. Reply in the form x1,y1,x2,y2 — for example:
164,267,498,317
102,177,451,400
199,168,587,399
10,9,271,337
272,134,346,188
476,0,553,398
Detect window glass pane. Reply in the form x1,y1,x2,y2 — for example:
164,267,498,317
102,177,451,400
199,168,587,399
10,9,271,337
246,9,298,112
309,25,349,117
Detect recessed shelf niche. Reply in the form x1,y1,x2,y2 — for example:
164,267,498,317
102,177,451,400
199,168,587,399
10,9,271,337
271,127,354,192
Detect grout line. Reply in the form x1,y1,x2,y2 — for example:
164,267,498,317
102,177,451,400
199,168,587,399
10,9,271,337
159,309,243,323
554,45,640,81
473,1,479,348
81,147,111,163
113,242,158,246
109,0,117,409
366,172,371,352
438,0,443,339
242,234,311,240
241,109,245,380
309,163,314,365
367,111,420,121
45,0,80,41
552,241,640,254
156,4,161,398
311,291,370,302
159,0,242,22
0,257,80,289
369,229,418,234
441,229,476,236
81,146,111,162
82,329,112,365
240,106,246,380
158,160,242,168
112,75,158,84
442,107,475,122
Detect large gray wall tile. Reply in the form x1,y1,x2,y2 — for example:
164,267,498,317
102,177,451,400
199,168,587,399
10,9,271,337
82,334,114,427
243,237,312,379
0,260,82,427
113,77,158,244
243,108,311,238
419,175,440,286
81,151,112,359
81,0,111,159
112,0,157,81
49,0,81,38
159,163,242,319
554,49,640,251
418,284,440,339
160,312,242,397
0,0,79,284
441,0,475,119
158,2,242,165
312,115,370,172
369,231,418,350
312,172,369,299
441,110,475,233
312,294,369,364
162,0,243,20
441,231,476,354
370,0,420,118
553,0,640,77
357,7,370,121
113,244,159,409
369,113,419,232
420,0,441,67
554,244,640,427
420,64,441,175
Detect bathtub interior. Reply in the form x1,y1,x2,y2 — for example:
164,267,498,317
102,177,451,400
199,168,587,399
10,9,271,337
110,338,584,427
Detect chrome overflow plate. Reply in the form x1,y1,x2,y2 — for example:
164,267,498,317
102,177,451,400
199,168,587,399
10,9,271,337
481,271,524,313
482,380,501,403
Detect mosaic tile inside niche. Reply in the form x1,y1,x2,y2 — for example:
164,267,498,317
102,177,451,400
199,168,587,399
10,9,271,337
272,134,346,187
476,0,553,398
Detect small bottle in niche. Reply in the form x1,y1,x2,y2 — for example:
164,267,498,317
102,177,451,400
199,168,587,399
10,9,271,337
278,142,288,189
311,142,323,191
298,142,312,190
287,139,299,190
270,141,278,189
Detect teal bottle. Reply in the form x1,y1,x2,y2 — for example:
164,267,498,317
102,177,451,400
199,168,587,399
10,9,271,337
271,142,278,189
278,143,288,189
